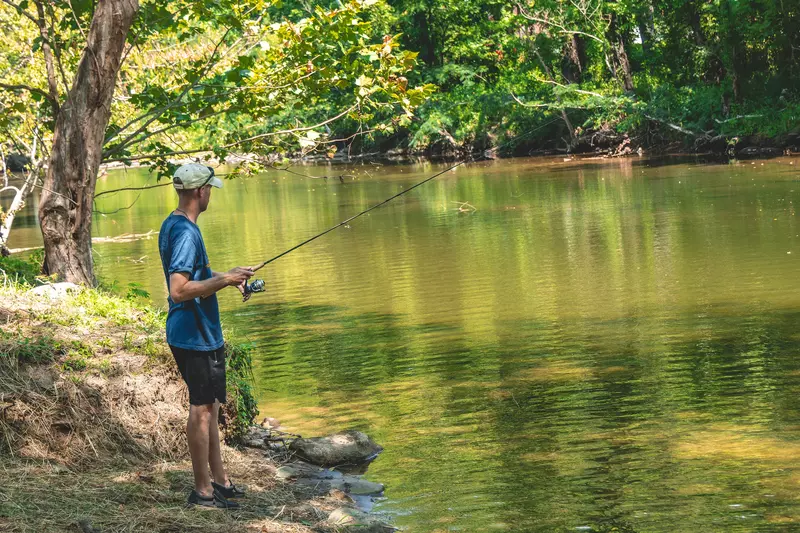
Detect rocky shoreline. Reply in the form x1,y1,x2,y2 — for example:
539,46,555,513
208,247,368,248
242,425,393,531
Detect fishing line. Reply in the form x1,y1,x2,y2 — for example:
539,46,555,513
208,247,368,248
241,116,563,297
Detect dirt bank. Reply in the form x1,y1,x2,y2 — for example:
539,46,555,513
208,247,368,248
0,284,382,533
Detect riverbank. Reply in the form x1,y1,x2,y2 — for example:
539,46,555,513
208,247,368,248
0,271,385,532
93,110,800,174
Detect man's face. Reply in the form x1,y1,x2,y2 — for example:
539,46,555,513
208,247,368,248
198,185,212,212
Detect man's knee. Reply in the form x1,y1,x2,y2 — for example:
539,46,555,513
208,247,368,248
189,403,214,420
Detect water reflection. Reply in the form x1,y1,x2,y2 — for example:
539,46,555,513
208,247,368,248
236,300,800,532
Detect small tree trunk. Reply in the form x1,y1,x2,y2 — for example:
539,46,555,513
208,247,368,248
637,4,656,59
0,170,39,256
38,0,139,284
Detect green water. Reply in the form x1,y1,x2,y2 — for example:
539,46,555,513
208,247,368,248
10,156,800,531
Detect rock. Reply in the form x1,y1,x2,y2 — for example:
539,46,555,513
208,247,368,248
5,154,31,172
293,477,332,495
289,430,382,467
327,508,395,532
330,477,385,496
328,507,364,526
275,461,335,480
261,416,280,429
245,439,266,449
30,282,82,300
276,460,384,497
737,145,781,158
759,146,782,157
329,488,355,503
737,146,761,157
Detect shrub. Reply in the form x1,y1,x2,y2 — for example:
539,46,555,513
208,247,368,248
221,341,259,444
0,254,42,286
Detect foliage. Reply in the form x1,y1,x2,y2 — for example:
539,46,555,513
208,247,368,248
0,253,45,286
222,340,260,443
350,0,799,152
0,0,433,172
0,329,62,364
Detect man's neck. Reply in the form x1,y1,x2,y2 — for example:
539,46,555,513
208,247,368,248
175,201,200,223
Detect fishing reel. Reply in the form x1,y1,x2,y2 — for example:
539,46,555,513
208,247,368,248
242,279,266,302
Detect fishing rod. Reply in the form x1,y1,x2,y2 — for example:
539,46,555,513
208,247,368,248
242,117,563,301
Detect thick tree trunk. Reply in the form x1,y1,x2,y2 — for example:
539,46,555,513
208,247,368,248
561,34,586,83
38,0,138,284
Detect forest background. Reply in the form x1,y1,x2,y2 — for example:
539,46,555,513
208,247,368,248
1,0,799,281
275,0,800,157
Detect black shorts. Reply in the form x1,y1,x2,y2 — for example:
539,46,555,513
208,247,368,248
169,345,227,406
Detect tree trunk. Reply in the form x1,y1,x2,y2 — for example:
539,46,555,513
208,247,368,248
607,13,634,92
636,3,656,59
38,0,139,284
413,10,436,66
687,4,706,46
561,33,586,83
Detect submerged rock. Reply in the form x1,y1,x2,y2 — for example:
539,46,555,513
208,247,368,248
327,507,395,532
276,460,384,496
289,430,382,467
336,477,384,496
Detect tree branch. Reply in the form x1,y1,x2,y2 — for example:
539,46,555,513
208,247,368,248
105,107,233,157
222,104,357,148
93,181,171,198
0,82,56,104
516,3,605,43
32,0,61,115
0,0,39,27
541,79,604,97
102,105,358,164
510,92,549,108
103,27,237,157
644,114,702,137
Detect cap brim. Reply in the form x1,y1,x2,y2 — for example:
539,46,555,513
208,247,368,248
209,177,224,189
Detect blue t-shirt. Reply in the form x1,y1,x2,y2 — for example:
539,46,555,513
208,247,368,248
158,214,224,351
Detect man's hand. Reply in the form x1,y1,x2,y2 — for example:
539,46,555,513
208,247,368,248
225,266,254,287
226,266,256,302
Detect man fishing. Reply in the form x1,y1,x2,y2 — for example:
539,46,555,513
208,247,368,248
158,163,254,509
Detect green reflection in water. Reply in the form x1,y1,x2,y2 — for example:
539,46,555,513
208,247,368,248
8,156,800,531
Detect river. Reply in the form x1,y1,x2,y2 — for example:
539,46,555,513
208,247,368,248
9,155,800,531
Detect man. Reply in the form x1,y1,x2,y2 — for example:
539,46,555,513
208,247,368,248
158,163,254,509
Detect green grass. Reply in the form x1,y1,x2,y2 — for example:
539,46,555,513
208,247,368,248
0,330,63,364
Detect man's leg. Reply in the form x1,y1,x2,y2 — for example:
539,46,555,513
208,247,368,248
208,400,230,487
187,404,214,496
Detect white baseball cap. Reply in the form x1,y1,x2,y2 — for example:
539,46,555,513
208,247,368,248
172,163,223,190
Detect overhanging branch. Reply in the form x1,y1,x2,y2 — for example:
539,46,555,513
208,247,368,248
102,104,358,164
0,82,56,104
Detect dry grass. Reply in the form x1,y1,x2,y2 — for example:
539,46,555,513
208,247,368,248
0,285,356,532
0,450,335,533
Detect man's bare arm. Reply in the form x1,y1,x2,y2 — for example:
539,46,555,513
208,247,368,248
170,267,253,303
